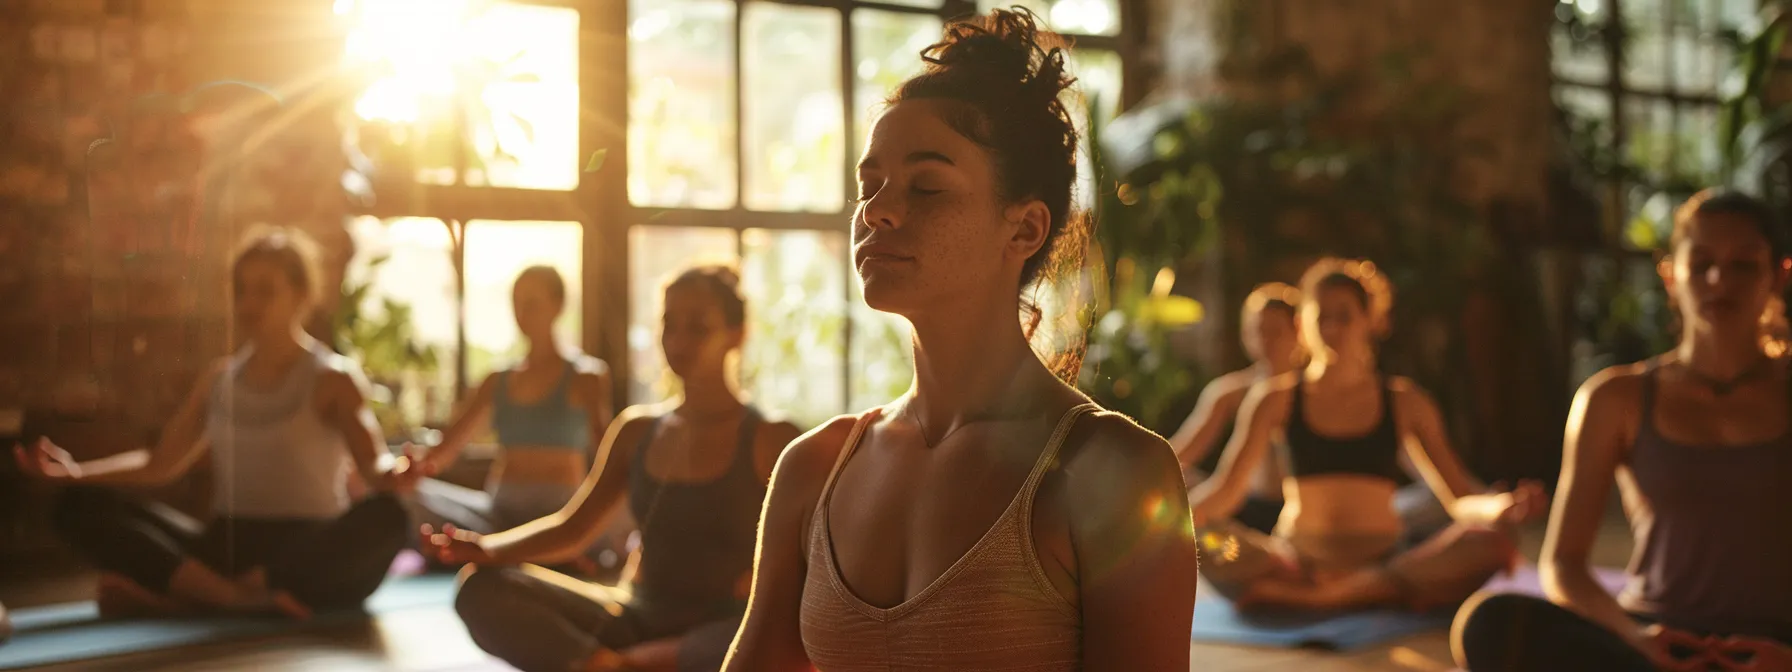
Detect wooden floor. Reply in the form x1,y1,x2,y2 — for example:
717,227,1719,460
0,514,1637,672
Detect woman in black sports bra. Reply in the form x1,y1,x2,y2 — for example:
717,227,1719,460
422,265,803,672
1190,257,1548,612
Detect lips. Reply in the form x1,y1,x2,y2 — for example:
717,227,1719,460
854,242,914,267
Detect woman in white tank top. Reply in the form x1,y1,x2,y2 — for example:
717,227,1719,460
16,229,423,618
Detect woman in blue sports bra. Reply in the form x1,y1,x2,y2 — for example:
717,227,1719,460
424,264,804,672
406,266,622,573
1191,257,1549,613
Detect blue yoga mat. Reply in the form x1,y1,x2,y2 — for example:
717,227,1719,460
1190,588,1452,651
0,573,458,670
1189,565,1630,651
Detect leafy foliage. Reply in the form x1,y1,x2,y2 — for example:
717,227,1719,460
1080,43,1496,431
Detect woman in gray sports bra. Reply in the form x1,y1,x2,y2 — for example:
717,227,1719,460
1455,189,1792,672
424,264,802,672
402,266,627,577
17,229,419,618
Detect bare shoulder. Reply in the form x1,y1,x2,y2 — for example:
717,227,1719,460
314,352,372,398
749,412,811,479
1057,410,1191,542
772,414,861,488
1243,371,1298,409
609,403,666,444
1573,360,1651,414
1060,411,1184,500
570,354,611,380
1206,368,1260,400
1387,375,1440,410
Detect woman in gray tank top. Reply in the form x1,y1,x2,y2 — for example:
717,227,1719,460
15,229,422,618
1455,189,1792,671
424,264,802,672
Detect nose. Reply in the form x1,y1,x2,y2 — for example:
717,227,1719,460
860,191,899,231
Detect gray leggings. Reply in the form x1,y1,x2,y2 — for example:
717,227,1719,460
454,564,742,672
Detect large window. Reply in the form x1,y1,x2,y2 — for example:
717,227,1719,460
336,0,1131,433
335,0,586,437
1552,0,1755,235
627,0,1127,428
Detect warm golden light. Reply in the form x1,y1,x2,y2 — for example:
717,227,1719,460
340,0,476,123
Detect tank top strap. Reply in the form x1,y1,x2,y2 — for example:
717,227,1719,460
1638,359,1663,441
1018,403,1102,512
547,360,575,406
728,405,764,478
816,408,882,510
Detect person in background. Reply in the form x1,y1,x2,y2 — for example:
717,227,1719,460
405,265,624,576
1172,282,1458,538
1192,257,1547,613
16,228,416,619
724,9,1198,671
1170,283,1302,532
431,264,803,672
1453,189,1792,672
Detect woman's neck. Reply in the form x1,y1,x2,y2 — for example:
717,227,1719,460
1676,326,1770,379
679,369,744,418
1306,349,1375,386
249,327,310,361
524,336,564,368
905,295,1055,444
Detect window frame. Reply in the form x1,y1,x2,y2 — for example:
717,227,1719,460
1550,0,1747,252
343,0,1139,419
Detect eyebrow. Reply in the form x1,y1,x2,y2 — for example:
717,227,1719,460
857,151,957,172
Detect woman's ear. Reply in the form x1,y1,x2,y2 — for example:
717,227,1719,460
1003,199,1052,264
1657,255,1676,290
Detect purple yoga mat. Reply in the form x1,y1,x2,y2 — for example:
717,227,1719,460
1479,563,1629,598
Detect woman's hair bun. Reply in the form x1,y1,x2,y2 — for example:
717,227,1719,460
923,7,1075,107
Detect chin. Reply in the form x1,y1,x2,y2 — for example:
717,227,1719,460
857,280,923,318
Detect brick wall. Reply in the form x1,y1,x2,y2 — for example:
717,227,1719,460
0,0,348,556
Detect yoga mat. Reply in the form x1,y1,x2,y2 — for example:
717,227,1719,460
0,573,458,670
1189,565,1630,651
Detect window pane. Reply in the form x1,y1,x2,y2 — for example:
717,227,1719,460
1670,34,1723,96
628,226,740,403
848,264,914,411
743,3,845,212
628,0,738,209
740,229,847,428
462,221,583,386
1551,25,1607,82
343,216,459,433
1068,48,1123,211
1625,28,1671,90
851,10,943,161
1625,99,1676,178
342,1,578,189
1675,105,1721,182
980,0,1120,36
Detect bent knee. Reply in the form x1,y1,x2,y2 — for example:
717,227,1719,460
453,564,525,620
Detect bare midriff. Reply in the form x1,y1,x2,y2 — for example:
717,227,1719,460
1277,477,1403,543
487,446,588,488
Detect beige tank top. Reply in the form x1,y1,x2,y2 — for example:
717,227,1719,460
799,403,1097,671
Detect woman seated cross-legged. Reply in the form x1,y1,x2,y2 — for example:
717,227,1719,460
429,265,803,672
1190,257,1548,613
1453,190,1792,672
14,229,416,619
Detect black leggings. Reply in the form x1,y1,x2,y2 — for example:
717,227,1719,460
51,486,408,611
1453,592,1660,672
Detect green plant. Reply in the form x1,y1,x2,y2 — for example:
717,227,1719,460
335,254,442,436
1083,42,1498,429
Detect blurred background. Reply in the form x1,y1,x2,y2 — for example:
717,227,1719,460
3,0,1791,580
